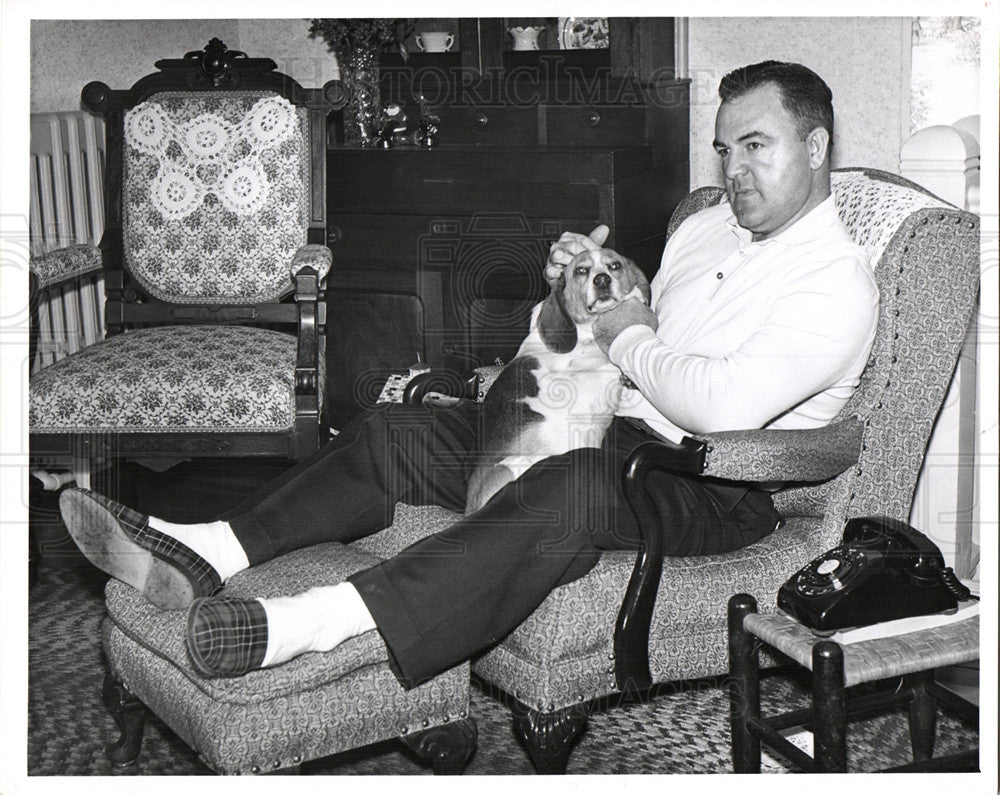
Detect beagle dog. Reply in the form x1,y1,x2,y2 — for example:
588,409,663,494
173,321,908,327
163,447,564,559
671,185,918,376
465,247,650,514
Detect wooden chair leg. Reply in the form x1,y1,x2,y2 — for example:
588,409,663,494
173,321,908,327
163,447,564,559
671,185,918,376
400,717,478,774
907,670,937,761
728,593,762,773
811,641,847,773
512,702,589,774
102,673,148,766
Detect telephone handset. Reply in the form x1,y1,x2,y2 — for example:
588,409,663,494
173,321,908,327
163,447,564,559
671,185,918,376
778,516,974,635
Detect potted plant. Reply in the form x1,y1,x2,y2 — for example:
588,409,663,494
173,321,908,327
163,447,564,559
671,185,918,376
309,18,414,146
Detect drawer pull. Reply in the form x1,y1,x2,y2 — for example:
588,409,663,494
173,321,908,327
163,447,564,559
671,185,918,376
588,111,601,126
476,112,489,127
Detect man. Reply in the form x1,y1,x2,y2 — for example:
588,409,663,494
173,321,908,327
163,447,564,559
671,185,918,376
61,61,878,687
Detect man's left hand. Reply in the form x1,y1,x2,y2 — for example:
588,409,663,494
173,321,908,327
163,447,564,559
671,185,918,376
593,299,658,354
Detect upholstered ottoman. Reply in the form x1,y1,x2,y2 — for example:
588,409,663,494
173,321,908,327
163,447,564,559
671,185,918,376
101,506,476,775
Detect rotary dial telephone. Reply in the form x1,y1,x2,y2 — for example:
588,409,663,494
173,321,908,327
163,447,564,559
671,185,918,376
778,516,974,634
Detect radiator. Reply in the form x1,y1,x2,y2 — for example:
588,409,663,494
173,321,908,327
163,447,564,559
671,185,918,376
30,111,106,373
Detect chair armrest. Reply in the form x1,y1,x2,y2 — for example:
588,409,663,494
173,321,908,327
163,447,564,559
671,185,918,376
290,244,332,282
612,419,863,692
289,248,327,446
612,436,708,691
700,420,864,483
402,370,479,404
29,243,102,289
403,364,506,405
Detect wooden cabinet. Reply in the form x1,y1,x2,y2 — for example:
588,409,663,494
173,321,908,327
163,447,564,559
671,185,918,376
323,18,689,427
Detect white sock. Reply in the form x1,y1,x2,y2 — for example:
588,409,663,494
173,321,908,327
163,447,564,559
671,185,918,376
147,517,250,581
259,583,377,668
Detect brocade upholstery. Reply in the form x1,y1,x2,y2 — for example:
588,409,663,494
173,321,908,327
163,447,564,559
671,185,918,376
351,506,832,706
290,243,333,282
29,243,102,288
29,325,299,433
123,92,310,304
699,420,864,483
104,538,469,774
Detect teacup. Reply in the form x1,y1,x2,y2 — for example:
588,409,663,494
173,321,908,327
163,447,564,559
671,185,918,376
416,31,455,53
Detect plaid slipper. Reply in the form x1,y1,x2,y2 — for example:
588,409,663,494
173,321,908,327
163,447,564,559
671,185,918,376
186,597,269,678
59,487,222,610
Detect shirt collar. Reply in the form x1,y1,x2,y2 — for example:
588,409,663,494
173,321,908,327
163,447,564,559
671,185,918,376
724,194,840,248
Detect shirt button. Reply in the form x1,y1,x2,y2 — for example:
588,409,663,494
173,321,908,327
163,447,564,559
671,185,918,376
716,272,724,280
739,249,747,257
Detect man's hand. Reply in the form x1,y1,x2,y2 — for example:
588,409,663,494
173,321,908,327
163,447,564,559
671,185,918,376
544,225,610,289
592,298,658,354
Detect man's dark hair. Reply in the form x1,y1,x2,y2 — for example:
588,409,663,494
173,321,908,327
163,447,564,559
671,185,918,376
719,61,834,143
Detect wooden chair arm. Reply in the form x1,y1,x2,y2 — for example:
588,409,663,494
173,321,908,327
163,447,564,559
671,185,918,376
613,437,709,691
402,370,479,404
612,420,863,691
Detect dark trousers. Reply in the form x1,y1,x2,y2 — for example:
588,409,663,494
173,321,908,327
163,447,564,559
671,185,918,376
223,402,780,687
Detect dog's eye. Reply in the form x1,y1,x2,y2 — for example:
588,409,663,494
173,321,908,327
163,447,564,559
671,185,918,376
574,266,589,276
609,260,622,270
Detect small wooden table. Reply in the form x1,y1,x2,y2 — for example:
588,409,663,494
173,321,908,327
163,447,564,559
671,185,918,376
727,593,979,773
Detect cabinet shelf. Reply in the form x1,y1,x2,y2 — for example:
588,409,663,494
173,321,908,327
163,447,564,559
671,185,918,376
381,18,676,79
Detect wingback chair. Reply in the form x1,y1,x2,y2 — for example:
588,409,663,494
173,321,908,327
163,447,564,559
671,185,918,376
29,40,346,482
389,167,980,771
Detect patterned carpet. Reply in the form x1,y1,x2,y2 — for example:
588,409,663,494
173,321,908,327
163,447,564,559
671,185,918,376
28,562,979,777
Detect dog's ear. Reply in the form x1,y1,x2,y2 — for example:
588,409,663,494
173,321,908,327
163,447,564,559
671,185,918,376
538,274,578,353
624,258,652,305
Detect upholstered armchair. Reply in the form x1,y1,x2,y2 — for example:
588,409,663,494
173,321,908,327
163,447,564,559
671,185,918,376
29,40,346,480
396,167,980,771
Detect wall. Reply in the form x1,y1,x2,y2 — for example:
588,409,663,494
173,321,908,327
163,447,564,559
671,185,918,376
687,17,910,188
30,19,337,113
32,18,910,184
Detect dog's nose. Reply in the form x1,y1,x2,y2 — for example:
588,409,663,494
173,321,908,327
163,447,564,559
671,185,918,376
593,273,611,289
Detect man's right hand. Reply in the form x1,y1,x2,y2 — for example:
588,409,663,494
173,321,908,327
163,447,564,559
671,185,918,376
544,225,610,289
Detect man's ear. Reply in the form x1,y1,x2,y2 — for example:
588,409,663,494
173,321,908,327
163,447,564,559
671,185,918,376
807,127,830,169
538,277,578,354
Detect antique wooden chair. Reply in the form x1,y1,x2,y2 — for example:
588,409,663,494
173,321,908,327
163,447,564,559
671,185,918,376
395,167,980,771
29,40,346,483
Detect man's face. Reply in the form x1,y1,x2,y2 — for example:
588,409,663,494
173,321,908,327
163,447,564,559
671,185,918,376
713,83,821,240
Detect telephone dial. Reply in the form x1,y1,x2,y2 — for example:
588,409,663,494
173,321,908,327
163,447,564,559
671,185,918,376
778,516,974,634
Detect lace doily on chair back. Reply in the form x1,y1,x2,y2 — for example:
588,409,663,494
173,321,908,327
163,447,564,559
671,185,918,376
831,170,951,267
123,91,310,304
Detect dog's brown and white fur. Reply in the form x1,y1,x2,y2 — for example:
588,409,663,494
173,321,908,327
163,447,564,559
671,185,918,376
465,248,650,514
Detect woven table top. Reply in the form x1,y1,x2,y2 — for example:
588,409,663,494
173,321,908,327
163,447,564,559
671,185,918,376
744,611,980,687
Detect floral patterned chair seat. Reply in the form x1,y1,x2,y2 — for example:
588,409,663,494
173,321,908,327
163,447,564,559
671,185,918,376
29,325,305,434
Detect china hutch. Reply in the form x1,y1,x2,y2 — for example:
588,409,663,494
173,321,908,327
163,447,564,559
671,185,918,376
324,17,690,426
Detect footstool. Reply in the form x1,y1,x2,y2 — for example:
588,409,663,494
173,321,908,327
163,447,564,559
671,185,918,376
101,505,476,775
727,593,979,773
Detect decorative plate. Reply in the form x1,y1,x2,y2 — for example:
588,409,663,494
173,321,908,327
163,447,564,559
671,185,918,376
558,17,610,50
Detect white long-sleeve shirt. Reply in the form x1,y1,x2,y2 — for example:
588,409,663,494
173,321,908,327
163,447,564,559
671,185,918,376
611,195,879,443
